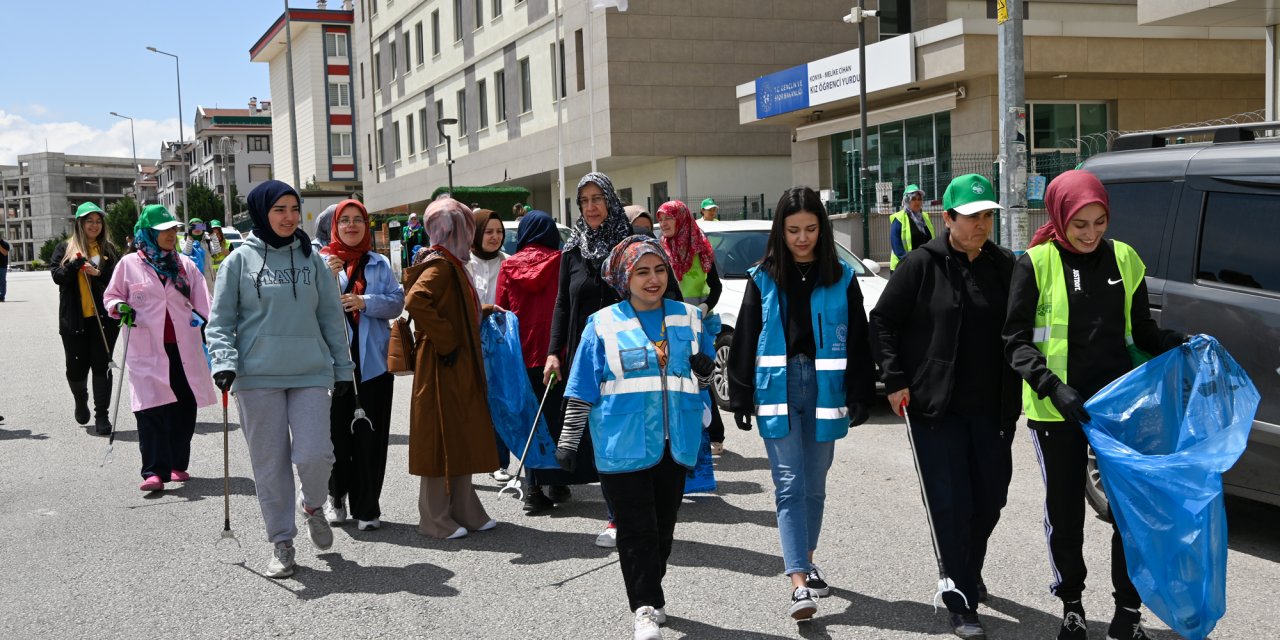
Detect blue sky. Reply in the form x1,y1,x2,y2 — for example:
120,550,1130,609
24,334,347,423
0,1,299,164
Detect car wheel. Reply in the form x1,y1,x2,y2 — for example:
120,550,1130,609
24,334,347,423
711,330,733,411
1084,445,1113,522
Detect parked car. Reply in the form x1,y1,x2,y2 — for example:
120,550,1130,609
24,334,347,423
221,228,244,252
1078,122,1280,515
501,219,572,255
698,219,886,409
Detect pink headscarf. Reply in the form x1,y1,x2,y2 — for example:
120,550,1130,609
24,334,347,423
422,196,475,261
1029,170,1110,253
657,200,715,281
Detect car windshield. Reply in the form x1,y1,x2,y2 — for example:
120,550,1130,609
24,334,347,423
705,230,866,278
502,227,573,255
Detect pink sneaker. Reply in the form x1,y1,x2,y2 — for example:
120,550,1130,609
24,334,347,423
170,470,191,482
139,476,164,492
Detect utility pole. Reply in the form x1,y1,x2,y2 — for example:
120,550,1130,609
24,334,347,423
220,137,236,224
997,0,1028,249
284,0,303,189
843,2,877,248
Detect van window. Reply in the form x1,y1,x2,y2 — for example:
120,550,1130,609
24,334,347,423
1103,181,1177,271
1197,192,1280,293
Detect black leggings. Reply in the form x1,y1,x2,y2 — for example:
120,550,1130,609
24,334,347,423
61,322,119,382
329,372,395,521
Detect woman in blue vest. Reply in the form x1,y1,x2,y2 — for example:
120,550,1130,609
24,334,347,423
1004,170,1186,640
726,186,877,621
554,235,717,640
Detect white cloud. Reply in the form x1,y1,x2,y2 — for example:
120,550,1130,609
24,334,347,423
0,109,182,166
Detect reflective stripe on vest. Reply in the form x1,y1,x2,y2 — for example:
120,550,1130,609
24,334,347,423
889,209,936,271
1022,240,1145,422
749,261,855,442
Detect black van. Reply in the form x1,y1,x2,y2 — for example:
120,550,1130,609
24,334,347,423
1078,122,1280,516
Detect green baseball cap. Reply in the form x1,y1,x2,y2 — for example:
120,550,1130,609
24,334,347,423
189,217,204,226
700,198,718,210
75,202,106,218
942,174,1003,216
134,204,183,233
905,184,923,196
210,220,223,228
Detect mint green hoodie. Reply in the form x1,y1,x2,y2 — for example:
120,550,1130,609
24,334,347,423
206,234,354,391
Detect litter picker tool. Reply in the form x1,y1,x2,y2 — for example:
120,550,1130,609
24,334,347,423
99,319,132,467
902,401,969,612
499,372,557,501
328,258,374,432
77,252,119,370
216,389,240,550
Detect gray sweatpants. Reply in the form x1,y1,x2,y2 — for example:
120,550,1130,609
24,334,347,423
236,387,334,544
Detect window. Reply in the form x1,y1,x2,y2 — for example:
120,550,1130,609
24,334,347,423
1197,192,1280,292
494,70,507,123
367,134,373,170
518,57,532,113
457,89,468,135
435,99,445,140
1102,182,1177,268
549,42,566,101
475,0,484,26
419,107,429,150
248,135,270,152
619,188,633,205
325,32,348,57
248,165,272,182
477,79,489,129
406,114,416,156
415,22,425,65
360,62,366,98
394,122,402,161
651,182,669,206
374,52,381,88
574,29,585,92
328,82,351,108
375,128,384,167
878,0,912,38
370,0,378,14
390,41,399,78
432,10,441,55
454,0,464,41
1030,102,1108,152
330,132,353,157
492,0,502,18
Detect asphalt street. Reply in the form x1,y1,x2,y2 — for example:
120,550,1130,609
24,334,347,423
2,270,1277,639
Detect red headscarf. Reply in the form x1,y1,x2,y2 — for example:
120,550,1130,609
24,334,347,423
1030,170,1110,253
657,200,716,281
324,199,372,322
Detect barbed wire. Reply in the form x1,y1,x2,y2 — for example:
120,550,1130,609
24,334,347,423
1058,109,1271,155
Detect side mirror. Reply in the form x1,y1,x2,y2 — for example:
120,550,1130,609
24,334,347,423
861,258,882,275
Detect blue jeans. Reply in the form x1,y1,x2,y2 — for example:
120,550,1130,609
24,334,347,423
762,355,835,576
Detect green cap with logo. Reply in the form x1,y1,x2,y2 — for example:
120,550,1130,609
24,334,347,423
134,204,184,233
942,174,1003,216
210,219,223,228
905,184,923,196
700,198,718,210
75,202,106,218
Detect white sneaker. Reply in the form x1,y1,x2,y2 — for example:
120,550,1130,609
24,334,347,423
356,518,380,531
265,542,296,579
789,586,818,620
633,606,662,640
323,499,347,525
476,519,498,531
653,607,667,625
595,523,618,548
492,469,513,483
298,498,334,550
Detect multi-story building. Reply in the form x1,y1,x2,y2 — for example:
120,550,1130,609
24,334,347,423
250,2,361,200
1,152,158,267
134,165,159,205
155,140,194,216
350,0,866,220
190,100,276,212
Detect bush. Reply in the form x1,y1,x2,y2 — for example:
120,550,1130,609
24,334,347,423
39,233,68,263
429,186,532,216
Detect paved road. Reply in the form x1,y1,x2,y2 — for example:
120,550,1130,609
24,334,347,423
1,270,1277,639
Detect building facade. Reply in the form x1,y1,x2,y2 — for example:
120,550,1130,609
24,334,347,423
191,101,276,213
1,152,158,267
155,140,193,216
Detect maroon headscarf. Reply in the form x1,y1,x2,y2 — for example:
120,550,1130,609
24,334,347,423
1029,169,1110,253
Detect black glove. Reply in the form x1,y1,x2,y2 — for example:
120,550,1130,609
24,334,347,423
334,381,353,396
440,349,458,367
554,447,577,473
734,412,753,431
1180,333,1193,344
1049,382,1091,424
212,371,236,391
847,404,870,428
689,353,716,378
68,256,88,272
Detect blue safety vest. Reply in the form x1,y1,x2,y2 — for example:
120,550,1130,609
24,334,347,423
584,299,709,473
750,262,854,441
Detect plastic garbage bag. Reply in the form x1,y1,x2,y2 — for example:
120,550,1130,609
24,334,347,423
1083,335,1258,640
684,419,717,494
481,311,558,470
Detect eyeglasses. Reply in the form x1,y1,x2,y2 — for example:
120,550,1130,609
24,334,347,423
336,217,365,226
577,195,607,208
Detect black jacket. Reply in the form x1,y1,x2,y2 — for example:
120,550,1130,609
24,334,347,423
869,232,1021,425
50,241,117,336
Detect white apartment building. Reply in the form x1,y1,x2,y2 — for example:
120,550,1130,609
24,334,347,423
155,140,193,216
351,0,867,220
190,101,276,211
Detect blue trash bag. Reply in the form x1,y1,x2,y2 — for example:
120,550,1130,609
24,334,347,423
684,403,717,494
480,311,559,470
1083,335,1258,640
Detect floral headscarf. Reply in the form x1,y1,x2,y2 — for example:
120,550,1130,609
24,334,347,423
602,235,671,298
134,227,190,299
564,172,632,268
657,200,716,281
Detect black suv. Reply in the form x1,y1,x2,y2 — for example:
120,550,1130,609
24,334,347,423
1078,122,1280,516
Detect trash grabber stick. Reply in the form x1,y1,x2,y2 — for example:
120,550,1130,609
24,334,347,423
332,264,372,432
77,253,118,370
902,403,969,612
99,321,132,467
217,389,239,548
499,372,558,501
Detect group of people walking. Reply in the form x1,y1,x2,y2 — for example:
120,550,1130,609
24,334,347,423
51,165,1179,640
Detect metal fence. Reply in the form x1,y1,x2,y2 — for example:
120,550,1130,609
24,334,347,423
643,194,773,220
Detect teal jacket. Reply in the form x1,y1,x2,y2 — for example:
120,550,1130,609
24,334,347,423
206,234,354,391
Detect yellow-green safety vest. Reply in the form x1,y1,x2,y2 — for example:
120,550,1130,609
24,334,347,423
889,209,935,271
1023,240,1146,422
679,254,711,301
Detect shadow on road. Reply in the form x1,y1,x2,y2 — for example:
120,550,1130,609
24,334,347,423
231,554,460,601
106,421,240,443
678,496,778,528
664,616,796,639
708,479,767,495
713,450,772,472
126,475,256,508
0,427,50,441
1226,495,1280,563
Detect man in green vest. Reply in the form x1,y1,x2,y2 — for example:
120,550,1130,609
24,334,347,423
888,184,934,273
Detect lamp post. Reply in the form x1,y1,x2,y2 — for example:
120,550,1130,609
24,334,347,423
219,136,239,225
146,46,189,223
436,117,458,192
842,3,877,219
109,112,143,218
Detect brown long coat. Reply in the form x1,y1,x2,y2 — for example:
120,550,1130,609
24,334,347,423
405,253,498,478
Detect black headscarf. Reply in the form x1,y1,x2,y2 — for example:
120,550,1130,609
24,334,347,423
563,172,631,267
247,180,312,257
516,210,561,251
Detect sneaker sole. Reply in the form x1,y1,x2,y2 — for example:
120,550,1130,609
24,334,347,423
789,601,817,621
595,538,616,548
807,585,832,598
266,565,295,579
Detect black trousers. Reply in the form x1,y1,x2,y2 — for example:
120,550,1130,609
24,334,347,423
134,343,197,480
61,322,120,381
707,404,725,444
329,372,394,521
598,449,687,612
1031,425,1141,608
911,412,1015,614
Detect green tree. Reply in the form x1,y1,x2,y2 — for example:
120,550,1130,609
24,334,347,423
105,197,139,246
178,182,226,222
39,232,69,263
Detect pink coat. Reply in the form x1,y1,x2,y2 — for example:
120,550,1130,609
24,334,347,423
104,253,218,412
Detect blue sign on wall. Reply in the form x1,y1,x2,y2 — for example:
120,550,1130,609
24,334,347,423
755,64,809,119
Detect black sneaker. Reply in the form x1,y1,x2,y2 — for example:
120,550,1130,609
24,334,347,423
547,485,572,503
804,566,831,597
950,612,988,639
789,586,818,621
1058,602,1088,640
976,578,989,603
522,488,554,514
1107,607,1151,640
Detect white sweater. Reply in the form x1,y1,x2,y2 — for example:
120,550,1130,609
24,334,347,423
466,252,507,305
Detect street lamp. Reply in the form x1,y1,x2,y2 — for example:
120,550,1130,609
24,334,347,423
218,136,239,225
147,46,189,224
109,112,143,218
842,3,877,218
437,117,458,192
